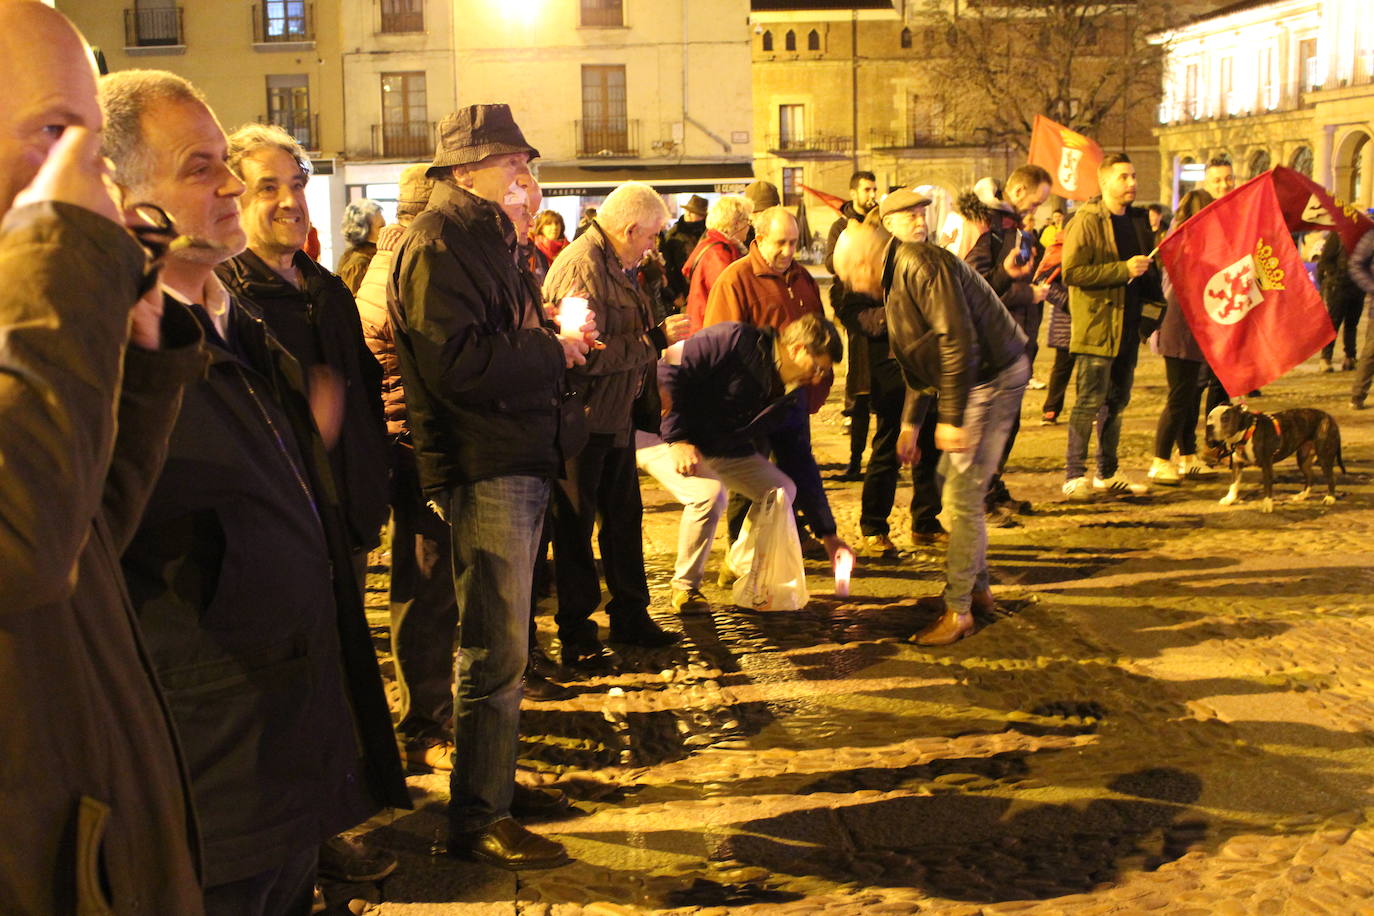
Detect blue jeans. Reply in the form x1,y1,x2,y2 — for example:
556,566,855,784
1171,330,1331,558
445,475,550,833
939,356,1029,612
1065,346,1139,481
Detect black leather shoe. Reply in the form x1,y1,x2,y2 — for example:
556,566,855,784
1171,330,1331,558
448,817,570,870
527,642,561,680
523,669,574,701
511,783,577,821
317,835,398,883
561,640,617,674
609,619,683,649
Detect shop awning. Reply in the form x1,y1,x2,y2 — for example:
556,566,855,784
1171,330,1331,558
537,160,756,197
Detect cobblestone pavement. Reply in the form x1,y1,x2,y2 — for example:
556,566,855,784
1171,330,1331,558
357,294,1374,914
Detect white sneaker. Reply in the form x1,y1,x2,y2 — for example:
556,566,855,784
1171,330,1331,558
1177,454,1214,478
1062,476,1092,501
1093,474,1149,497
1147,457,1180,486
1027,377,1047,390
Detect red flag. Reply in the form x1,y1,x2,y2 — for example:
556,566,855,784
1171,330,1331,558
800,183,846,216
1270,165,1374,253
1028,114,1103,202
1159,171,1334,397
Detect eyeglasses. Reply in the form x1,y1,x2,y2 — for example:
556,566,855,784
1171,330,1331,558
126,202,221,298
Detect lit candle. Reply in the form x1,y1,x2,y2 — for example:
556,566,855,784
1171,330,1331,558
833,547,854,598
558,296,590,337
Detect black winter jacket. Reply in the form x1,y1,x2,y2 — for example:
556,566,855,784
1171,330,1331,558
390,180,575,494
123,294,408,886
218,249,389,552
882,240,1027,426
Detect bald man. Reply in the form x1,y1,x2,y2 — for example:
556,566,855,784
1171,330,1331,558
0,2,202,911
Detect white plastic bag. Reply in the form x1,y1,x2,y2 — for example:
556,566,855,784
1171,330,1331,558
729,487,809,611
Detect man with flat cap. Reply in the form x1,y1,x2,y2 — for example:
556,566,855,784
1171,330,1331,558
390,104,592,869
839,189,946,556
832,208,1028,648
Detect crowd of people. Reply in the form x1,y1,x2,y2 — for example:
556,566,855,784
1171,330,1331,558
7,4,1374,914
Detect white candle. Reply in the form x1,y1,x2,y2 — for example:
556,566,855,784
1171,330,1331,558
558,296,589,337
833,548,854,598
664,340,686,366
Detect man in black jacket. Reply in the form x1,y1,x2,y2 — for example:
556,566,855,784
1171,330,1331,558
101,69,409,914
217,124,389,592
390,104,591,870
660,193,708,308
833,220,1028,648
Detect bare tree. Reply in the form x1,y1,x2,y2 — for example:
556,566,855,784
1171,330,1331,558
917,0,1191,152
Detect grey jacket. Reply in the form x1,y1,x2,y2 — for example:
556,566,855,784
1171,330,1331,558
543,220,659,445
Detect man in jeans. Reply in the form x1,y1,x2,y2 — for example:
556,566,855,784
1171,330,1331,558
390,105,591,869
832,220,1027,647
1060,153,1165,500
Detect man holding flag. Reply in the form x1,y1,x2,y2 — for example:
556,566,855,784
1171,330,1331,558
1061,153,1164,500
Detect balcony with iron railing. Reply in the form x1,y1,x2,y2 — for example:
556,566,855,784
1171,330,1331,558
576,119,640,158
867,128,984,150
371,120,435,159
123,6,184,49
253,2,314,46
262,112,320,152
765,133,852,158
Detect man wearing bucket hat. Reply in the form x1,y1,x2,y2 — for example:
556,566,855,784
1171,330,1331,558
661,193,709,307
389,104,593,870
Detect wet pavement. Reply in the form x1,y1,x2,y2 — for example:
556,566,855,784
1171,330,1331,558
357,313,1374,914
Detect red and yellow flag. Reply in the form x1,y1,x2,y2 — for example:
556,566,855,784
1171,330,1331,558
1028,115,1103,202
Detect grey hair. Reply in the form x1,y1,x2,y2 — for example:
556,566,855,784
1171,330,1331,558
780,312,843,364
98,69,207,189
598,181,669,234
341,199,383,245
227,123,312,182
705,195,753,234
753,204,796,239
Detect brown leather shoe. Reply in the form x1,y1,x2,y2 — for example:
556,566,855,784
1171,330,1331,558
912,608,975,646
403,738,453,773
448,817,570,870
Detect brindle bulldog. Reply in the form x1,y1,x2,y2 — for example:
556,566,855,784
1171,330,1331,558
1205,405,1345,513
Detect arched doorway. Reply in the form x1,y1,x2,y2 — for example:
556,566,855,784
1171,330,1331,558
1248,148,1271,178
1291,146,1314,178
1335,130,1370,203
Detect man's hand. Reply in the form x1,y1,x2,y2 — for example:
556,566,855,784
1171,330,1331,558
12,126,121,224
1031,282,1049,304
558,334,589,368
1126,255,1152,278
128,284,164,350
1002,246,1033,280
669,441,702,477
822,535,852,564
307,365,346,451
935,422,967,453
897,426,920,466
660,313,690,346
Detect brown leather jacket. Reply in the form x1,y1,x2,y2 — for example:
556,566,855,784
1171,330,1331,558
0,202,206,914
